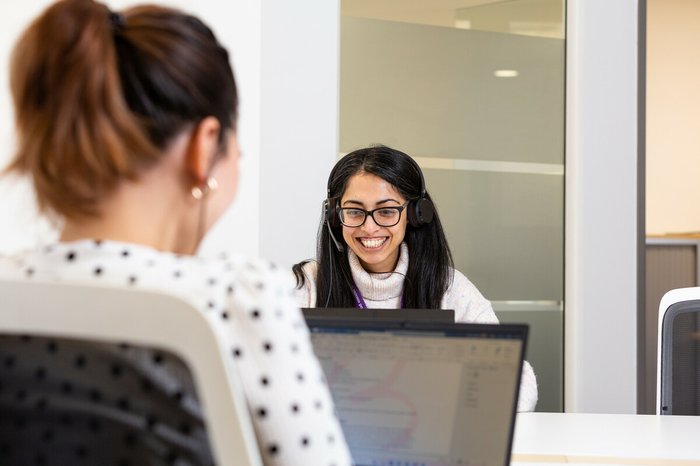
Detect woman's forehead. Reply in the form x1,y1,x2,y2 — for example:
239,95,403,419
342,172,405,202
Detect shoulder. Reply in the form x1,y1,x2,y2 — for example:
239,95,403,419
445,268,480,299
212,254,296,303
291,259,318,291
150,253,304,336
1,242,297,315
444,268,498,324
299,260,318,280
0,246,57,280
292,260,318,307
224,254,291,284
0,252,25,275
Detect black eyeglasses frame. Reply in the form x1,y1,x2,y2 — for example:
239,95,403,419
337,201,410,228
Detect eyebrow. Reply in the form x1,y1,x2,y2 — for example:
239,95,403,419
342,198,402,207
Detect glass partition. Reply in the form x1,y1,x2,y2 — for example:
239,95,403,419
340,0,565,412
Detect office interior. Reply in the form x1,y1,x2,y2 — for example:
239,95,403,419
0,0,694,417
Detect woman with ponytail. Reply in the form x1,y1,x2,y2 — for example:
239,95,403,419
0,1,352,464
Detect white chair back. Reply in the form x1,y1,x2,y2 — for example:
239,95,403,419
0,279,263,465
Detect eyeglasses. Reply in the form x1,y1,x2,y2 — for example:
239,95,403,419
338,201,409,228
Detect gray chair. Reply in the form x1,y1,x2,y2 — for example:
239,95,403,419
657,287,700,415
0,279,262,465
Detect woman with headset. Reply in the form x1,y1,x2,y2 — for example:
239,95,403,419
293,144,538,411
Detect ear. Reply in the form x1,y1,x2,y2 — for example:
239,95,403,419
186,116,221,184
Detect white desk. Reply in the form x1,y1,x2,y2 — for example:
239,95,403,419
511,413,700,466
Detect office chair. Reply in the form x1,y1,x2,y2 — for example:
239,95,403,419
657,286,700,415
0,279,263,465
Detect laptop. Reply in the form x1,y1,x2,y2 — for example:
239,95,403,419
302,307,455,323
305,318,527,466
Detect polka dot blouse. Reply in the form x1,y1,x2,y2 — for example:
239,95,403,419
0,240,353,466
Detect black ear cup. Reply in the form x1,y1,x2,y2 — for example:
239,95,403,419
405,154,434,228
407,197,435,227
324,197,341,228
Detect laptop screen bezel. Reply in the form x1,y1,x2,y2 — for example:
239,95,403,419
305,319,528,466
302,307,455,323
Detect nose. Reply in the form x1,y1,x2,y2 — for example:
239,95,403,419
361,213,381,233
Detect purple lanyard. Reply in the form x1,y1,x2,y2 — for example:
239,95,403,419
351,284,404,309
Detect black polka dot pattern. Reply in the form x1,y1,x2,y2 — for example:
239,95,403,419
0,240,353,465
0,334,214,465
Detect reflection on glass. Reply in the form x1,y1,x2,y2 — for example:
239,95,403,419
340,0,565,412
455,0,564,38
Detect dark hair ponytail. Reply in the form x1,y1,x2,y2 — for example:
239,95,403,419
8,0,237,219
293,145,454,309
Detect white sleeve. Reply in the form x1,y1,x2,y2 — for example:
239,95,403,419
448,269,539,412
517,361,539,412
293,261,317,308
444,269,497,324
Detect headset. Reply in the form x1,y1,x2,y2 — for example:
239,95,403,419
323,152,434,252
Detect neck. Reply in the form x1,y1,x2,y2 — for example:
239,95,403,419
360,251,400,274
60,175,200,255
347,243,409,303
60,216,194,254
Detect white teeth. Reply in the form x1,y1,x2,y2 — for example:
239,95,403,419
360,238,387,249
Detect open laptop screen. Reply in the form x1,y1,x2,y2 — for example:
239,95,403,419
307,320,527,466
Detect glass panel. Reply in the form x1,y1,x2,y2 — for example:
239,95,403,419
340,0,565,412
425,170,563,302
455,0,564,38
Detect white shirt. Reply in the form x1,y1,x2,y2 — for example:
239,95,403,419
295,243,539,412
0,239,353,466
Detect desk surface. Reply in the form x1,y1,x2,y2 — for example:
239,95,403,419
511,413,700,466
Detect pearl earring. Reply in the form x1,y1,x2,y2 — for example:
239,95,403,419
191,177,219,200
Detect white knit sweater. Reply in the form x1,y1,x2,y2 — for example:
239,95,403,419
295,243,539,412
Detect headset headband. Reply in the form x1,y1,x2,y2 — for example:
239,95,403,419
327,151,426,198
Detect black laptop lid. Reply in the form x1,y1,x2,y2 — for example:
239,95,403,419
302,307,455,323
306,320,528,466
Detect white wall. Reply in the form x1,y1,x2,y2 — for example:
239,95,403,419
0,0,57,254
259,0,339,268
646,0,700,235
565,0,640,413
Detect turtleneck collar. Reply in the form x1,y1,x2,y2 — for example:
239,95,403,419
347,242,408,302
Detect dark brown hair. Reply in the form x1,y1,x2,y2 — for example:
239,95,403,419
293,145,454,309
8,0,238,218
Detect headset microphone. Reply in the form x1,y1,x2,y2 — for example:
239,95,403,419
327,223,344,252
323,199,344,252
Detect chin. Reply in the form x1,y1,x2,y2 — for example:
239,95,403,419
356,251,395,273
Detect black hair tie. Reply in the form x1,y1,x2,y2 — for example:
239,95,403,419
108,11,126,32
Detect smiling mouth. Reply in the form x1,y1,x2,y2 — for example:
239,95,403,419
358,237,388,249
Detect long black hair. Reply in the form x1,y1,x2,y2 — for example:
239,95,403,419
293,145,454,309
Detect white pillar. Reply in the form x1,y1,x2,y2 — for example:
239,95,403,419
565,0,641,413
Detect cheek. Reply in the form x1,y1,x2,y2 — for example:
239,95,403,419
341,226,353,245
391,218,408,242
